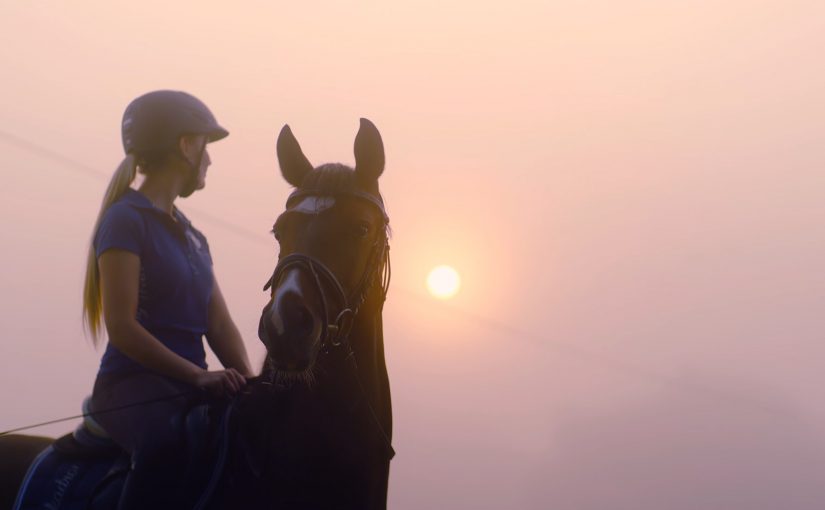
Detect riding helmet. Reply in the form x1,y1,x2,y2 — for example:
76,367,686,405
121,90,228,156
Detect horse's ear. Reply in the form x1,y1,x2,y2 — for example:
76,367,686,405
354,118,385,182
277,124,313,187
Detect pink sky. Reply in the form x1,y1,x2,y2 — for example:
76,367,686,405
2,2,825,508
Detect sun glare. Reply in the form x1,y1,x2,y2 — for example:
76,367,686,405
426,265,461,299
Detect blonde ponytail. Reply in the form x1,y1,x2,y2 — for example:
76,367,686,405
83,154,137,345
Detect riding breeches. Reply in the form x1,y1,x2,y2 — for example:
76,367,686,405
90,371,200,455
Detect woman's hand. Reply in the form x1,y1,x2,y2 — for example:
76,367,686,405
192,368,248,397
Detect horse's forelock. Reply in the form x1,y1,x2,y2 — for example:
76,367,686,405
300,163,382,206
300,163,355,192
291,163,390,249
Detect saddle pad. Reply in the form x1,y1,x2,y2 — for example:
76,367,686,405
12,445,125,510
14,400,236,510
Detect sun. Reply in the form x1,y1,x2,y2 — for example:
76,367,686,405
426,265,461,299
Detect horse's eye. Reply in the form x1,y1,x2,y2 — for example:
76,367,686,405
273,229,281,242
355,223,370,238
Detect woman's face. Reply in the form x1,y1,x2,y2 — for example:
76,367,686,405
195,145,211,190
179,134,210,190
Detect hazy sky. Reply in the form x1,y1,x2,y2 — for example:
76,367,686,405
2,2,824,508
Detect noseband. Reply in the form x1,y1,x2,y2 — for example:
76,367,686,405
262,253,356,350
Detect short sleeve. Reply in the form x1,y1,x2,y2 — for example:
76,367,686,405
94,203,146,258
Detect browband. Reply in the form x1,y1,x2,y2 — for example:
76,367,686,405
286,188,389,223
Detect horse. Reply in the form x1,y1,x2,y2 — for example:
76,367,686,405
0,118,394,510
0,435,53,508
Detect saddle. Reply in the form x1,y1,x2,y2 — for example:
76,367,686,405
13,396,234,510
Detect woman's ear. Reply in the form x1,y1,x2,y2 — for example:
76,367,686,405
178,134,207,159
177,135,188,156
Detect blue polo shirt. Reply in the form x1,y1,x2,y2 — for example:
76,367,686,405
94,189,214,374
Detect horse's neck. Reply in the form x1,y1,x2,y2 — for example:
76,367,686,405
226,312,392,504
347,311,392,438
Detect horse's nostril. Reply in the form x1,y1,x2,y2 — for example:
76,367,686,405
280,292,315,337
266,289,321,371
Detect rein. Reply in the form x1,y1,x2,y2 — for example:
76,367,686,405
0,376,275,437
0,390,200,437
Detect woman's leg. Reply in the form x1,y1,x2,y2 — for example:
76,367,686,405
91,371,197,453
91,372,201,509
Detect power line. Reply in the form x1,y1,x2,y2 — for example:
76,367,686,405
0,128,781,414
0,129,104,181
391,287,781,415
0,128,266,243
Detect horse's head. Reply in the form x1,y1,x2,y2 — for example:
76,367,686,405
259,119,390,382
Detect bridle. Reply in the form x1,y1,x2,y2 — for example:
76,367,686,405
257,188,395,458
260,186,390,351
261,241,390,351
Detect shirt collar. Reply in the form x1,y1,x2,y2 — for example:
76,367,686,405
122,189,192,227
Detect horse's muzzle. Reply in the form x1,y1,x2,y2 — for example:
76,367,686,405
260,287,322,372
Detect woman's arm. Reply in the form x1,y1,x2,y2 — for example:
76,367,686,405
206,277,254,377
99,250,246,394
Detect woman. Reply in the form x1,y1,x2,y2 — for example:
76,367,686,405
82,90,253,509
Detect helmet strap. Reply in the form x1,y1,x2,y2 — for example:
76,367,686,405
177,138,206,198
